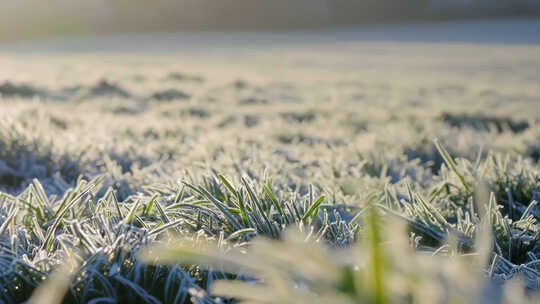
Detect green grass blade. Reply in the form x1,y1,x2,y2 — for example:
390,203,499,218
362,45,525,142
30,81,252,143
302,195,325,221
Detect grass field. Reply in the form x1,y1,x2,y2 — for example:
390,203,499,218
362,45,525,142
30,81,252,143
0,23,539,303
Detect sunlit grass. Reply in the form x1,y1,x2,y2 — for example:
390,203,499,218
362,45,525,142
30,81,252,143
0,45,539,303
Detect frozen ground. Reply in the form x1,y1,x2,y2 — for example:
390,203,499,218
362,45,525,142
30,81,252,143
0,20,539,303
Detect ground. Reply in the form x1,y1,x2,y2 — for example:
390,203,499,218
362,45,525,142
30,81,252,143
0,20,539,303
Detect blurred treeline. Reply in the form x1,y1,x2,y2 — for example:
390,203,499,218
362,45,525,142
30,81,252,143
1,0,540,40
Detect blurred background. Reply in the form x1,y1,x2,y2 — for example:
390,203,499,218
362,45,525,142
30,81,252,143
2,0,540,41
